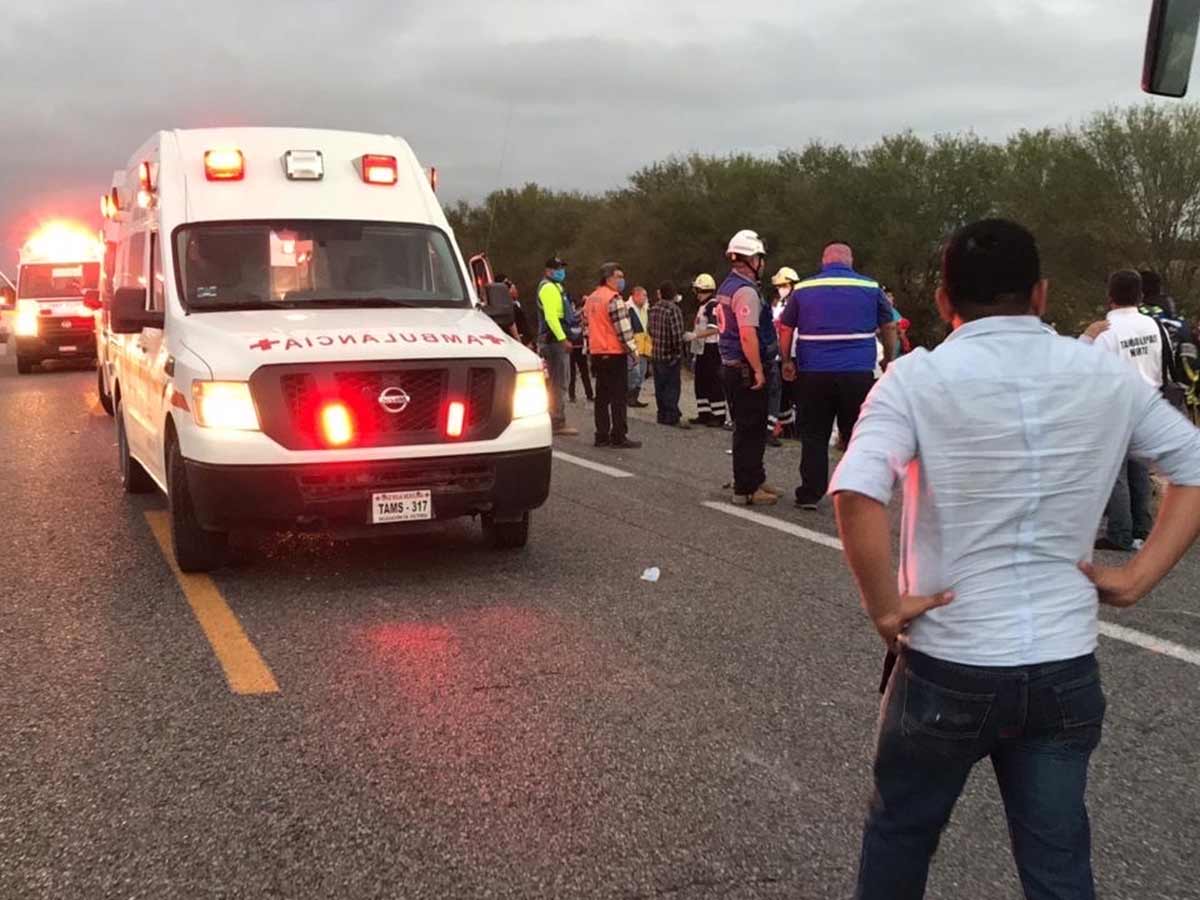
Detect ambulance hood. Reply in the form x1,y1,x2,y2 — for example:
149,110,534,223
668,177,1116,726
178,306,536,377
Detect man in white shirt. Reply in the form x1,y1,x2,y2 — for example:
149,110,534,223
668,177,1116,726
1081,270,1164,551
830,220,1200,900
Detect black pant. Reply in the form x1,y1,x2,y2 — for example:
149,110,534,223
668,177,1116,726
591,355,628,443
693,344,727,424
722,364,768,495
796,370,874,503
569,346,593,401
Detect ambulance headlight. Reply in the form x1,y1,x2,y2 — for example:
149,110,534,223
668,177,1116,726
192,381,261,431
15,300,40,337
512,370,549,419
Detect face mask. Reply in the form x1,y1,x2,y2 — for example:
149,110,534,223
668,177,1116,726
616,278,627,294
777,286,791,300
550,268,566,283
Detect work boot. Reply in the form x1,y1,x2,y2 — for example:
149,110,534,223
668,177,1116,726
733,489,779,506
610,438,642,449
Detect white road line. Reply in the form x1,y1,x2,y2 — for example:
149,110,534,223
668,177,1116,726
552,450,635,479
1098,622,1200,667
701,501,843,550
702,501,1200,668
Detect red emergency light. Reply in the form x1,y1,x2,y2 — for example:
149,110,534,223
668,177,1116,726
319,401,355,447
139,161,152,192
444,401,466,439
205,149,245,181
361,154,398,186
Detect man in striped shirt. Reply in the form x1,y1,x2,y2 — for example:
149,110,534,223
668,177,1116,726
779,242,897,510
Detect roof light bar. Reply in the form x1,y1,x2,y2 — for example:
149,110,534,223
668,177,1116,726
361,154,398,186
284,150,324,181
204,149,245,181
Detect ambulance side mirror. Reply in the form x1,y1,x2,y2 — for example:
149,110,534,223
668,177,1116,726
82,289,102,311
0,285,14,311
1144,0,1200,96
482,282,514,329
111,287,163,333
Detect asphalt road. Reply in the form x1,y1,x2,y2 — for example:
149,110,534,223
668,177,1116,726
1,355,1198,900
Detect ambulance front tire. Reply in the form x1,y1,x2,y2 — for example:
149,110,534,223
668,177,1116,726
16,354,34,375
167,438,228,573
117,397,155,495
483,511,530,549
98,366,115,416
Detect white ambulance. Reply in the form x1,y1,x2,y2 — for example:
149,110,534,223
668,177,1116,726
11,224,103,374
107,128,551,571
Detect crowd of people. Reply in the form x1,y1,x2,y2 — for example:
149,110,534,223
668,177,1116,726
495,237,1199,531
498,236,916,505
491,221,1200,900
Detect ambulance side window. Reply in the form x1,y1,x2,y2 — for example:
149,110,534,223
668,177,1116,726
149,233,165,312
124,232,146,292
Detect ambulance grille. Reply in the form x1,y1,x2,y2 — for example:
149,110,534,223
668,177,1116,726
251,359,515,450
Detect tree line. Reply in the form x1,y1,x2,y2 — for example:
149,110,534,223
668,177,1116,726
446,103,1200,346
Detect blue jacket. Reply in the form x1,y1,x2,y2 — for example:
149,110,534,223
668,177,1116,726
779,263,891,372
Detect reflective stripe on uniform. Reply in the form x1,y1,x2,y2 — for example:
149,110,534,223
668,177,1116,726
796,332,876,341
795,277,880,290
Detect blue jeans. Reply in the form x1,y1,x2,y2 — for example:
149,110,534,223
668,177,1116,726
652,358,682,424
628,355,648,397
857,649,1105,900
1105,458,1153,548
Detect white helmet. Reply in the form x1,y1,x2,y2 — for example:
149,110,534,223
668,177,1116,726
692,273,717,292
726,229,766,260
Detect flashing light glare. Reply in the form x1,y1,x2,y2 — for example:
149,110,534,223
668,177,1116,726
100,194,110,219
22,222,103,263
15,300,40,337
191,381,260,431
361,154,398,185
205,149,245,181
319,401,355,447
139,161,152,192
445,400,466,439
137,189,152,209
281,239,296,256
512,370,550,419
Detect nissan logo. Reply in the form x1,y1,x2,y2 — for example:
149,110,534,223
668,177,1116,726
377,386,411,414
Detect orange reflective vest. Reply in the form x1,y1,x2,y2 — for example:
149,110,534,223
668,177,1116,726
585,286,624,355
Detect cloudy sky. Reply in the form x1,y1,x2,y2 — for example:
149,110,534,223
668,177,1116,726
0,0,1167,271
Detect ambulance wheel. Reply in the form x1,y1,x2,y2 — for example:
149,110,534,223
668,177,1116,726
98,366,115,416
167,439,227,573
16,354,34,375
117,397,155,495
483,512,530,549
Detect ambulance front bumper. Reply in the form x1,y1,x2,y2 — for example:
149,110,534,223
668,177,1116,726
183,447,552,534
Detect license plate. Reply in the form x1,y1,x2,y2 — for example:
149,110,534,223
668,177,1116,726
371,490,432,524
60,345,78,353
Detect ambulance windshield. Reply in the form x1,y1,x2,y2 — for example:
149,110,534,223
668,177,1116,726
174,220,470,311
18,263,100,300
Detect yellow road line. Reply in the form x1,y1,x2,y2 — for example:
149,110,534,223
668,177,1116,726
145,511,279,695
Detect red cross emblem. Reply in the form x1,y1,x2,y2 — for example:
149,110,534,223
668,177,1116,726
250,338,280,351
